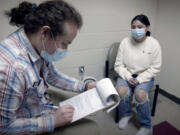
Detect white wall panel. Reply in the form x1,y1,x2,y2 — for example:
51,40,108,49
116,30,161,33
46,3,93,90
155,0,180,97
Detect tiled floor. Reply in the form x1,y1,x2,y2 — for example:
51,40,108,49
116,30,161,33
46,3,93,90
88,94,180,135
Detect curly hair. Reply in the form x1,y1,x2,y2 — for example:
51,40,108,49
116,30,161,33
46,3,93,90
5,0,83,38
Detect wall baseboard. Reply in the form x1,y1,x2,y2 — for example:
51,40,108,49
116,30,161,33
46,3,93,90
159,89,180,105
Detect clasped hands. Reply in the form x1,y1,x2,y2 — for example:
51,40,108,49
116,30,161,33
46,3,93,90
128,78,139,87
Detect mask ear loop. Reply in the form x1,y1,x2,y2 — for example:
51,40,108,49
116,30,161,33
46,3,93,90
41,29,48,52
41,38,46,51
50,31,58,49
41,36,51,63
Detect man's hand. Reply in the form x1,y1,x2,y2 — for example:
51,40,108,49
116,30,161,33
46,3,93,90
85,81,96,90
53,105,74,128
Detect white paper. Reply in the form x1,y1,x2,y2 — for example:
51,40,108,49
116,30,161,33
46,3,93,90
59,78,120,122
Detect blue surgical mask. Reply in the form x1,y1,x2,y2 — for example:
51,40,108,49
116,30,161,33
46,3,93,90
41,48,67,62
131,28,146,40
40,34,67,62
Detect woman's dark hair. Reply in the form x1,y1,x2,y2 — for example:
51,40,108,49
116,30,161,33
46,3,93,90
131,14,151,36
5,0,83,38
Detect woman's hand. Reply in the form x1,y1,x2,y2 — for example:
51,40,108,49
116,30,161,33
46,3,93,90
128,78,139,87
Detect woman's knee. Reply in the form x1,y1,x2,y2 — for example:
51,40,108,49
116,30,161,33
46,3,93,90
135,90,147,103
116,86,129,98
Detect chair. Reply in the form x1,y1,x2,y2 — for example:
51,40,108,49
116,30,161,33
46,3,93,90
105,42,160,123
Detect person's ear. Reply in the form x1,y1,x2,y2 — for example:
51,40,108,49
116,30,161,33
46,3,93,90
146,26,150,32
40,26,51,39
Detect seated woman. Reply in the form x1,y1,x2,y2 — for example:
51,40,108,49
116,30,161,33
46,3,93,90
114,14,162,135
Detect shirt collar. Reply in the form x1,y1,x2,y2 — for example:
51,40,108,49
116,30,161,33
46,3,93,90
18,28,41,63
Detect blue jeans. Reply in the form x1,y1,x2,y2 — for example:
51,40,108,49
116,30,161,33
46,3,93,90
116,76,154,129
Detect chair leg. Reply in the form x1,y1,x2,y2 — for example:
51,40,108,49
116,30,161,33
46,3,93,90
151,85,159,116
115,107,119,123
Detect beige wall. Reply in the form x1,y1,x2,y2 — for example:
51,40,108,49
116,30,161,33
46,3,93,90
0,0,158,80
56,0,158,80
155,0,180,97
2,0,179,98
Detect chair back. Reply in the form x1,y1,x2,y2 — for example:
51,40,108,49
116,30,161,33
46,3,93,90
105,42,120,83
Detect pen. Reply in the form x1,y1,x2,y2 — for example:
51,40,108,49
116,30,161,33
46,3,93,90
44,104,59,109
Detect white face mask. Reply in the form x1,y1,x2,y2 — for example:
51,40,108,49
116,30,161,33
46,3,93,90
131,28,146,40
40,33,67,62
40,48,67,62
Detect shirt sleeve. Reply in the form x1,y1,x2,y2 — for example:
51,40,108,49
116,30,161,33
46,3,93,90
136,42,162,83
46,63,84,92
114,40,132,81
0,65,54,134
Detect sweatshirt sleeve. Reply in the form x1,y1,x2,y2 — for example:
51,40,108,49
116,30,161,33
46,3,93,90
136,42,162,83
114,40,132,81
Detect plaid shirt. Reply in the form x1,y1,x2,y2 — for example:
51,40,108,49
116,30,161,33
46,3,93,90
0,28,83,134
